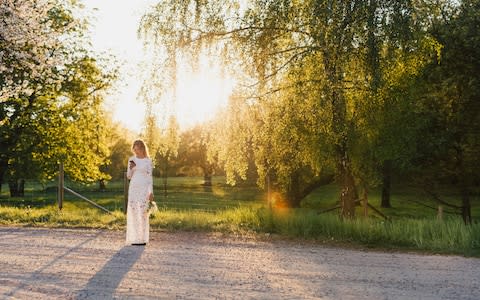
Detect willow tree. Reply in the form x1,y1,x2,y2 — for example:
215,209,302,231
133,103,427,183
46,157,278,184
349,0,447,208
140,1,373,216
139,1,452,217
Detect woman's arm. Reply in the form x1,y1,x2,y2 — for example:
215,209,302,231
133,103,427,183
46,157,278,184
126,157,135,179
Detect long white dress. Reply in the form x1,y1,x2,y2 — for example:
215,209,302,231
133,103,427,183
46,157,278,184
126,156,153,244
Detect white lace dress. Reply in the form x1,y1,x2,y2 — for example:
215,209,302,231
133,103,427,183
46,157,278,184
126,156,153,244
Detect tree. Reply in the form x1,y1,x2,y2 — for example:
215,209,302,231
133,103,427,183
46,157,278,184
413,0,480,223
141,0,366,214
176,124,220,185
139,0,476,221
0,0,65,100
102,118,135,181
0,1,117,195
351,0,446,208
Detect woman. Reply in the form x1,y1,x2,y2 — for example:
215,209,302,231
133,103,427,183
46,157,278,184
126,139,154,245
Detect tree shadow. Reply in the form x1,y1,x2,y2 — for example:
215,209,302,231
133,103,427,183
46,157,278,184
2,230,105,300
76,245,144,299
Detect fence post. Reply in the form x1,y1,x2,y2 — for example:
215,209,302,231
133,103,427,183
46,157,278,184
437,205,443,220
363,186,368,218
58,163,64,210
123,171,128,214
267,174,271,210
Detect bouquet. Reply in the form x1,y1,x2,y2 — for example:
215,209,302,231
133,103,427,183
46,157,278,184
146,200,158,215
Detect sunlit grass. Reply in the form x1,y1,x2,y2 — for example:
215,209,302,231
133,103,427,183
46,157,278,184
1,178,479,256
0,204,124,229
0,204,478,256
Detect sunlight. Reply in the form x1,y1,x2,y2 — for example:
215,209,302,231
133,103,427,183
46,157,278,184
175,58,234,129
81,0,235,132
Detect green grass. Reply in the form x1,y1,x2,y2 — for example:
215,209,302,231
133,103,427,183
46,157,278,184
0,204,125,229
1,177,479,257
302,183,480,220
1,204,478,256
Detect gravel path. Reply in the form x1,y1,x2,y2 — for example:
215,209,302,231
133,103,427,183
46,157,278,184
0,227,479,299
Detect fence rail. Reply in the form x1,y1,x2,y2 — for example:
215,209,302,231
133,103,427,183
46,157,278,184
0,165,264,213
57,163,112,214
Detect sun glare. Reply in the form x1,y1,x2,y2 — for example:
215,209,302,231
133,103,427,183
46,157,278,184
175,59,234,129
82,0,235,132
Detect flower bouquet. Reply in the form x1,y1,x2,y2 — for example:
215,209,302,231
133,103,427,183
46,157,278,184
146,200,158,215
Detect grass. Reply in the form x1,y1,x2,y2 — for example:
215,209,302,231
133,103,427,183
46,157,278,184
302,183,480,220
1,177,479,257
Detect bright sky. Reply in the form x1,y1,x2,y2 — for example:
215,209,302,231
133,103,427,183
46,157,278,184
81,0,233,133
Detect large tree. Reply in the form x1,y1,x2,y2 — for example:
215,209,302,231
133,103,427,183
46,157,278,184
412,0,480,223
140,0,474,220
140,0,370,215
0,0,117,195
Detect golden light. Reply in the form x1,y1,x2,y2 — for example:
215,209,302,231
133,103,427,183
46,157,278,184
82,0,236,132
175,57,235,129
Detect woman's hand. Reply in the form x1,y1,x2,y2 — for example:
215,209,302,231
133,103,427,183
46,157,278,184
129,160,136,169
148,193,154,202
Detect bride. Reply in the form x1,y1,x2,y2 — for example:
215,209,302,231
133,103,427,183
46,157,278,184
126,139,154,245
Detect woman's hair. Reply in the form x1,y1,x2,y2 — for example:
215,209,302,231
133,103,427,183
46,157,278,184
132,139,150,158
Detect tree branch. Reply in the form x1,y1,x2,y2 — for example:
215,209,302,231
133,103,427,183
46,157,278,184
423,187,462,209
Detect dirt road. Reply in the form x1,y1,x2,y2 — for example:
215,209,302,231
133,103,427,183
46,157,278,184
0,227,479,299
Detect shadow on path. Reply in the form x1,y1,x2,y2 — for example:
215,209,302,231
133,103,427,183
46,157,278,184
2,230,104,300
76,245,144,299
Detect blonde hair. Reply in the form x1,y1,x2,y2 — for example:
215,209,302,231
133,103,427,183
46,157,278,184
132,139,150,158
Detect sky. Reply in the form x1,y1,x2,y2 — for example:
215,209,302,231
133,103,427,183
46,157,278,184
80,0,233,133
81,0,155,133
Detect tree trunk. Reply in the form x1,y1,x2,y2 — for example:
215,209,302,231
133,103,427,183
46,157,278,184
460,176,472,225
324,51,357,218
0,160,7,194
285,172,302,208
339,160,357,219
285,172,335,208
99,179,106,191
455,144,472,224
202,164,213,186
381,160,392,208
18,179,25,196
163,158,168,198
203,174,212,186
461,193,471,225
9,180,17,197
8,179,24,197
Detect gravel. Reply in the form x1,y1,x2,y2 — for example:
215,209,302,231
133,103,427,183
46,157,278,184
0,227,479,299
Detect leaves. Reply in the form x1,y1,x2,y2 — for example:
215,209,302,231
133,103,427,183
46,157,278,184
0,0,118,188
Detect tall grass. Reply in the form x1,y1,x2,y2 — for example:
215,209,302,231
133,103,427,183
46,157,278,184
250,209,480,256
0,204,478,256
148,207,480,256
1,177,479,257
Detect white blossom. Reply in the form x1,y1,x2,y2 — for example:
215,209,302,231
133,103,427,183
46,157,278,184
0,0,71,101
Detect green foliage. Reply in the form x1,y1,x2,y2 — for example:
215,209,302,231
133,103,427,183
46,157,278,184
173,125,222,178
0,1,119,193
137,0,479,221
102,120,135,180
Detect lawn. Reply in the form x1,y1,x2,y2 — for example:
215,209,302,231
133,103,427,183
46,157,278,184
0,176,265,213
1,176,479,256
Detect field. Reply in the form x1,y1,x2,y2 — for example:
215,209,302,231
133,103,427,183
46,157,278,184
0,176,479,256
2,176,478,218
0,176,264,212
